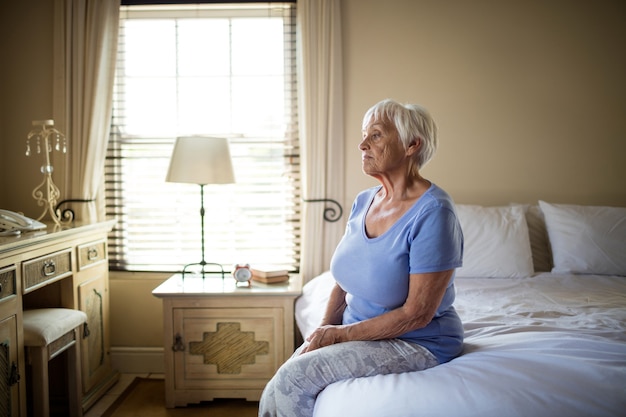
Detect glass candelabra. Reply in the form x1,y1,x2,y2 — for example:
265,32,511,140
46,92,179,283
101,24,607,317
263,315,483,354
25,120,68,226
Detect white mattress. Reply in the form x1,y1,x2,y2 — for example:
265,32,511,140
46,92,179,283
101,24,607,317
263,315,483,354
294,272,626,417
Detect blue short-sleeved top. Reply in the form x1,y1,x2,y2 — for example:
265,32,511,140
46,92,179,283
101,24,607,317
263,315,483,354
330,183,464,363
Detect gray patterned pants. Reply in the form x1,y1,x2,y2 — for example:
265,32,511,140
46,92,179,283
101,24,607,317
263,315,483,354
258,339,439,417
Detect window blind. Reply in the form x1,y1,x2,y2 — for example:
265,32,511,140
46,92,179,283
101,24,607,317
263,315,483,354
105,3,300,272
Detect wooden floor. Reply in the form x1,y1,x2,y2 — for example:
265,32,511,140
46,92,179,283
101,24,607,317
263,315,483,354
84,374,258,417
84,373,163,417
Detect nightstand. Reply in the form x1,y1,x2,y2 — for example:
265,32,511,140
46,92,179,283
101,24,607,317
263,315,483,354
152,273,302,408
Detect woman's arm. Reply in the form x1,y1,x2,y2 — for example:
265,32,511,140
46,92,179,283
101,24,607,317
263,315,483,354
300,282,346,354
320,283,347,326
304,269,453,352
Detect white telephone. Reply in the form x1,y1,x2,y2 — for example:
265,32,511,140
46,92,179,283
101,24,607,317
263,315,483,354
0,209,47,236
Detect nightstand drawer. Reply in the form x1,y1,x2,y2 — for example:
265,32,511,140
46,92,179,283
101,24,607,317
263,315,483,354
77,240,107,270
173,307,283,391
22,249,72,293
0,266,16,301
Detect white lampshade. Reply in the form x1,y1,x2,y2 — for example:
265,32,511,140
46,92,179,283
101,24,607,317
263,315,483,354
166,136,235,185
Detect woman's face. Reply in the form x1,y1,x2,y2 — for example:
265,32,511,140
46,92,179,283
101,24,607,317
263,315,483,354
360,117,407,177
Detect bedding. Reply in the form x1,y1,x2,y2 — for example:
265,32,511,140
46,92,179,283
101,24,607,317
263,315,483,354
455,204,533,278
294,203,626,417
538,200,626,276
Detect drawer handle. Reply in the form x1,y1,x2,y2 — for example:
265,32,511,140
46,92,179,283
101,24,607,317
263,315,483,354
87,247,99,260
172,334,186,352
9,362,20,386
42,260,56,276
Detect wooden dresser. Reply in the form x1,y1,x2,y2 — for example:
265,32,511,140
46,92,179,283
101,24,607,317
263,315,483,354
0,220,117,416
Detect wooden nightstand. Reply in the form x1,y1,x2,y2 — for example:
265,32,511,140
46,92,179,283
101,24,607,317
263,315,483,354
152,273,302,408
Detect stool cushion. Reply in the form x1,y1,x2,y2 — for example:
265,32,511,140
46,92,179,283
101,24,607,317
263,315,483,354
23,308,88,347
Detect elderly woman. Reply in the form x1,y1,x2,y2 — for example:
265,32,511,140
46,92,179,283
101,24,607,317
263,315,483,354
259,99,464,417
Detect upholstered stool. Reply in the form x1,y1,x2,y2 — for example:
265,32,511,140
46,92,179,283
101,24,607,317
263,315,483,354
23,308,87,417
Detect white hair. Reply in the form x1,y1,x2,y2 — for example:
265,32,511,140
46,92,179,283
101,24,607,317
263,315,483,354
362,99,438,170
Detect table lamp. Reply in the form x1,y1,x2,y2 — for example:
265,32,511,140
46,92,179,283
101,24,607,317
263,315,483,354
165,136,235,278
26,120,68,226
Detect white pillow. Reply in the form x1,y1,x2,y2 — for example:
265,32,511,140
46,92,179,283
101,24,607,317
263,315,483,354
539,201,626,276
295,271,333,339
455,204,534,278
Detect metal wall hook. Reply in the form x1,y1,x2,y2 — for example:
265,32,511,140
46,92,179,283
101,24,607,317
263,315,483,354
54,198,96,222
302,198,343,223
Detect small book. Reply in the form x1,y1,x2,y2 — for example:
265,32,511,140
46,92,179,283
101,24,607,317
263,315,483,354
250,265,289,278
251,274,290,284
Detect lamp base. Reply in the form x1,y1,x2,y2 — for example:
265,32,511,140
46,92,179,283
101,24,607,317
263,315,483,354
181,261,225,279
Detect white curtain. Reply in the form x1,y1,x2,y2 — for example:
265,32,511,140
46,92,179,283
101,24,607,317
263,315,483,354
52,0,120,222
298,0,345,282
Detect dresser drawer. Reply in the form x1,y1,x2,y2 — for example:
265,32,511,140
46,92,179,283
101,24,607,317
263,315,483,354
77,239,107,270
0,266,16,302
22,249,72,293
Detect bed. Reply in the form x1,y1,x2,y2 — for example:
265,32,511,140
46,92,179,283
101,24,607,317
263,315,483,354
295,201,626,417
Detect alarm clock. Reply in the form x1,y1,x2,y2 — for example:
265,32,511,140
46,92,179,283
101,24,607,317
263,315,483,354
232,263,252,287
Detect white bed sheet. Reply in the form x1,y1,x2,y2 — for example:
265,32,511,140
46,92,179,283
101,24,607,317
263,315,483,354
295,272,626,417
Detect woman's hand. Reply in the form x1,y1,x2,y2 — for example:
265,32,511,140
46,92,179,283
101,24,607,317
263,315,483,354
301,325,345,354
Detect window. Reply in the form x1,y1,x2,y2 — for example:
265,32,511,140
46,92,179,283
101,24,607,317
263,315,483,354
105,3,299,272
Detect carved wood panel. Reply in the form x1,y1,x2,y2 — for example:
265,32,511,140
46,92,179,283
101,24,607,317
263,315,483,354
189,322,269,374
0,316,19,417
173,307,284,390
78,274,108,393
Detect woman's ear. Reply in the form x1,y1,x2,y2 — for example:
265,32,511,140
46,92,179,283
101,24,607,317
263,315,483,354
406,137,421,156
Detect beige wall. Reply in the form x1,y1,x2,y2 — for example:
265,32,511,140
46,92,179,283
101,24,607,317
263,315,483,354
342,0,626,209
0,0,55,215
1,0,625,351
